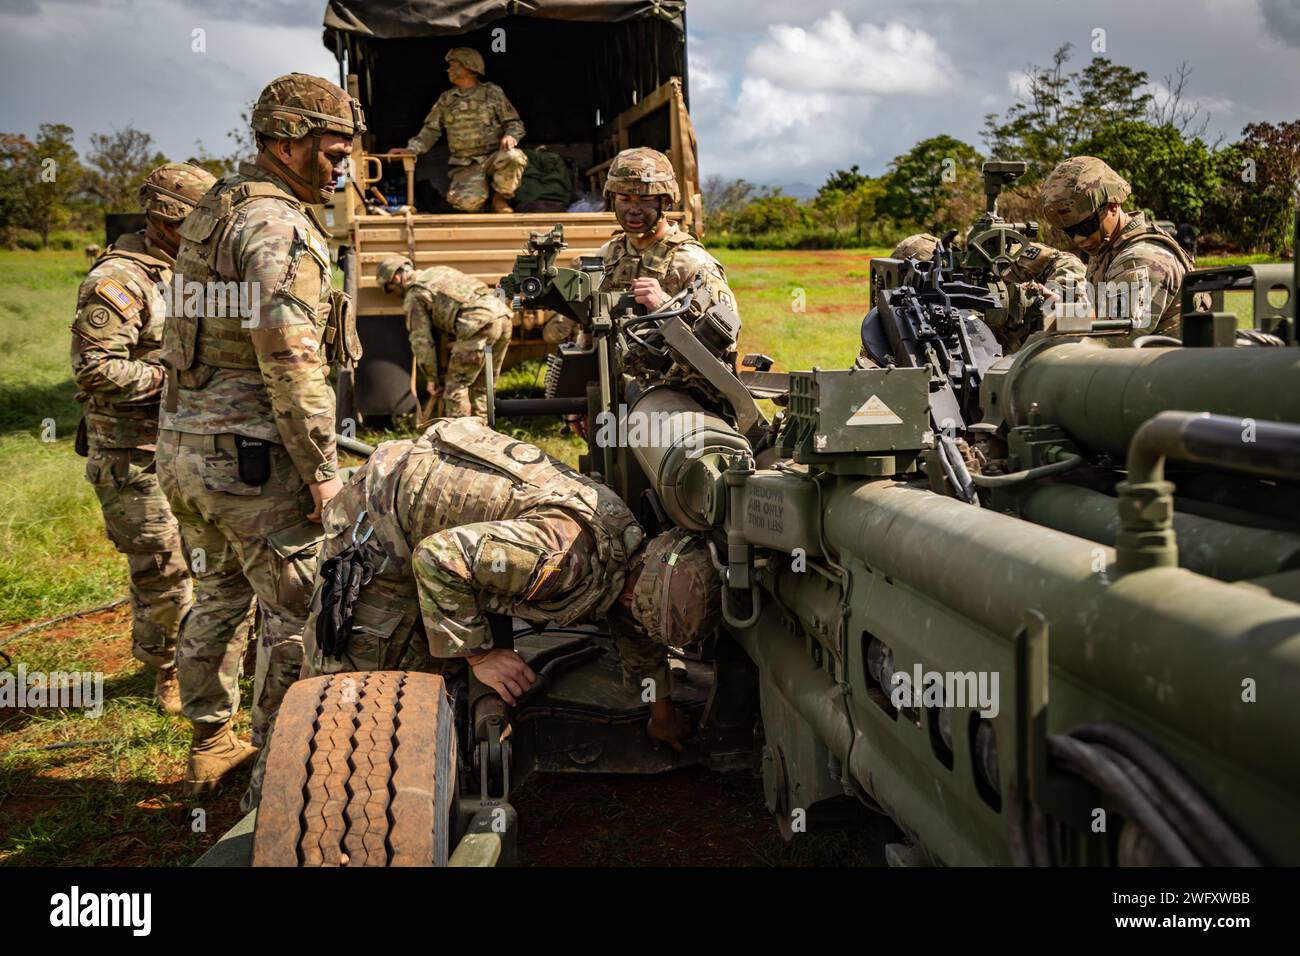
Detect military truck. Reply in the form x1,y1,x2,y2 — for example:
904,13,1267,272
318,0,701,422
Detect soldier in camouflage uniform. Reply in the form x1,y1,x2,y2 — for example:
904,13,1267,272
1040,156,1195,343
395,47,528,214
300,418,715,748
375,255,511,419
596,147,740,352
888,232,1089,351
156,73,365,794
546,149,741,353
71,162,216,715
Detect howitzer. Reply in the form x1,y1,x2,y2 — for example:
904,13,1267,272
221,211,1300,868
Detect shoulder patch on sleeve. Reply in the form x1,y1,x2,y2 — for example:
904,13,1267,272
94,278,140,317
1020,244,1042,261
85,306,113,329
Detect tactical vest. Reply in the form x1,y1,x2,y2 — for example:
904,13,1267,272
441,84,505,159
1090,218,1195,331
162,177,358,387
93,237,171,284
1093,220,1196,279
407,266,494,336
599,228,700,293
395,419,643,622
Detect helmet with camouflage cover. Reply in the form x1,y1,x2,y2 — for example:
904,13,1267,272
445,47,486,76
631,528,721,647
376,254,413,291
892,233,940,260
1039,156,1131,229
138,162,216,223
604,147,680,205
251,73,366,142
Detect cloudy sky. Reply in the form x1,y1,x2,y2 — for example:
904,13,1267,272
2,0,1298,192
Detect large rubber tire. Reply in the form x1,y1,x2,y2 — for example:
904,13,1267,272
252,671,457,867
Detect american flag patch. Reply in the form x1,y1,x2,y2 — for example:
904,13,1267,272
95,279,137,316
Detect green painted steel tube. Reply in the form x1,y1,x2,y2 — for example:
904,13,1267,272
1017,483,1300,581
991,338,1300,455
824,480,1300,797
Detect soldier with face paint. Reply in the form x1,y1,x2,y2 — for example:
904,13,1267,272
594,148,740,351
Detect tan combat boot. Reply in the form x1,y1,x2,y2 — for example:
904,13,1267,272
183,721,258,795
154,666,182,716
491,192,514,214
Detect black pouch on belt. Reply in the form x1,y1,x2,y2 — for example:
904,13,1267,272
234,436,271,485
315,543,375,660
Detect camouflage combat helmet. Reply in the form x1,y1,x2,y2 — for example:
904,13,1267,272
376,254,413,291
604,147,680,205
893,233,940,260
446,47,485,76
138,162,216,222
251,73,366,141
632,528,721,647
1039,156,1131,229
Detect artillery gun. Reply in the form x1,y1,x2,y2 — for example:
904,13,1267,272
217,210,1300,868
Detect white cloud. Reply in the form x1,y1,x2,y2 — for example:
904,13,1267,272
747,11,953,95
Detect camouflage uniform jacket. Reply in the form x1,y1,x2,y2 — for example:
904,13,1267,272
71,231,172,450
1001,241,1090,348
407,82,525,161
597,222,740,348
404,266,510,380
317,418,644,658
160,162,346,484
1085,212,1194,340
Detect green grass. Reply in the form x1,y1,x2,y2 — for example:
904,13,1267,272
716,247,889,372
0,250,123,626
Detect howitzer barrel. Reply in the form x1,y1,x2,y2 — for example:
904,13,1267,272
1015,482,1300,581
986,338,1300,456
823,481,1300,819
627,387,751,530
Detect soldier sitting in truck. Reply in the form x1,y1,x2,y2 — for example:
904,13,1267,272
375,255,511,420
392,47,528,214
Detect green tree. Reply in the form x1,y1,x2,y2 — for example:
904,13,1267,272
733,191,804,235
1075,121,1220,225
878,135,983,230
84,125,167,212
983,44,1151,176
28,124,84,247
1207,121,1300,255
0,133,35,242
702,175,758,233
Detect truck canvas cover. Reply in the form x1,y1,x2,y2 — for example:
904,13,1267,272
324,1,685,37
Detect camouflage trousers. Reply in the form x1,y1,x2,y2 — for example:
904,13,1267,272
444,307,511,419
448,147,528,212
85,446,191,670
155,430,322,745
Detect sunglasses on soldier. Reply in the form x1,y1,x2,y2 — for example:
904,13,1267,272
1063,211,1102,239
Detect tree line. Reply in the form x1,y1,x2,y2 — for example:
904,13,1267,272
704,45,1300,257
0,118,249,250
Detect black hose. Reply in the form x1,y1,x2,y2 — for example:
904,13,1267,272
0,599,129,651
1048,735,1201,866
1070,723,1260,866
